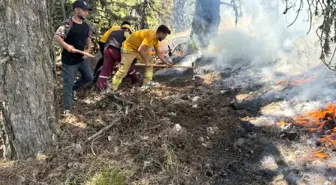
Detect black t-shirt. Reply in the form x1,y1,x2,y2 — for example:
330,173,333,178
62,21,90,65
105,29,127,49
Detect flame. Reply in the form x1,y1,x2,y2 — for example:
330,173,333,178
294,102,336,147
276,75,317,86
147,49,156,56
328,163,336,168
314,151,329,159
176,50,184,56
277,120,286,126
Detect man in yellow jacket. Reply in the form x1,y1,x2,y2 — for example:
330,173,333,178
93,21,131,82
111,25,172,91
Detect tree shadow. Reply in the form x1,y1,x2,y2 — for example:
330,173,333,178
2,64,336,185
208,82,336,185
64,59,336,185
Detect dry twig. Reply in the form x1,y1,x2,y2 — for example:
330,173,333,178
86,94,136,142
87,117,122,142
91,135,103,156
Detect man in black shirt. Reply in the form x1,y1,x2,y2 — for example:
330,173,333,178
54,0,93,116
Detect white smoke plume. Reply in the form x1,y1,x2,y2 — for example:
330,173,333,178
201,0,335,114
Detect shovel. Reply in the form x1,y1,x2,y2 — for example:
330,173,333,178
135,62,194,69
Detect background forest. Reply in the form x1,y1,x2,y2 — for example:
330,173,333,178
51,0,196,51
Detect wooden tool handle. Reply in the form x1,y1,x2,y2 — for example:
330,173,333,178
135,63,194,69
74,49,95,58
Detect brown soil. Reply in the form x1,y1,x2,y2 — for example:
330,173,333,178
1,67,335,185
0,70,244,185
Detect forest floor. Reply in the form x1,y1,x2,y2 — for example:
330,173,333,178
1,59,336,185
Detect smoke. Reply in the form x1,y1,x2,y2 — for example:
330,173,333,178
208,0,317,67
202,0,335,112
172,0,195,32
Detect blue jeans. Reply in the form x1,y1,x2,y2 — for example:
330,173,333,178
62,61,93,110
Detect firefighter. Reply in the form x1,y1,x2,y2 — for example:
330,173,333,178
96,24,138,90
111,25,172,91
93,21,132,82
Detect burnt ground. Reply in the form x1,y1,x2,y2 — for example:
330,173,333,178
0,63,336,185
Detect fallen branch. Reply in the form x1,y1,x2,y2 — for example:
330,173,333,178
110,94,135,106
90,135,103,156
87,94,136,142
87,117,122,142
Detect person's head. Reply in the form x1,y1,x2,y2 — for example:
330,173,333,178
120,21,132,34
121,21,131,27
72,1,92,20
156,25,171,41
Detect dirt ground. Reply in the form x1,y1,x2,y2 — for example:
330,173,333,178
1,63,336,185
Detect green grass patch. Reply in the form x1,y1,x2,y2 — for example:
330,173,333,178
85,168,128,185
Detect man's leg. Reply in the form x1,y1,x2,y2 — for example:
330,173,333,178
126,61,138,84
62,63,79,111
93,42,106,82
111,50,137,91
97,47,117,90
142,54,154,86
73,61,94,91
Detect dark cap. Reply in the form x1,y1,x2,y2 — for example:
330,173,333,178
72,1,92,11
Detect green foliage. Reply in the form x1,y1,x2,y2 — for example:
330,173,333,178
52,0,174,33
163,144,178,171
51,0,174,52
85,168,128,185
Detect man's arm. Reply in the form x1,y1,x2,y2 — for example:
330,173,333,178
54,26,75,53
154,45,172,66
82,27,93,58
85,38,92,53
124,31,130,39
54,35,74,52
138,44,151,66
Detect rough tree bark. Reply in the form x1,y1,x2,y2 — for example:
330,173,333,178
173,0,186,32
0,0,59,159
60,0,67,20
190,0,221,48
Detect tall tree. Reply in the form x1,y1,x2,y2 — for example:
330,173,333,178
0,0,59,159
140,0,149,29
173,0,196,32
190,0,221,48
173,0,186,32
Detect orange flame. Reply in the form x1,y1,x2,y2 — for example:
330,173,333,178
276,75,317,86
176,51,184,56
314,151,329,159
294,102,336,146
147,50,156,56
277,120,286,126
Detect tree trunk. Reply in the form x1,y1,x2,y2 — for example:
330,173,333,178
0,0,59,160
173,0,186,32
140,0,148,29
190,0,221,48
60,0,67,20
